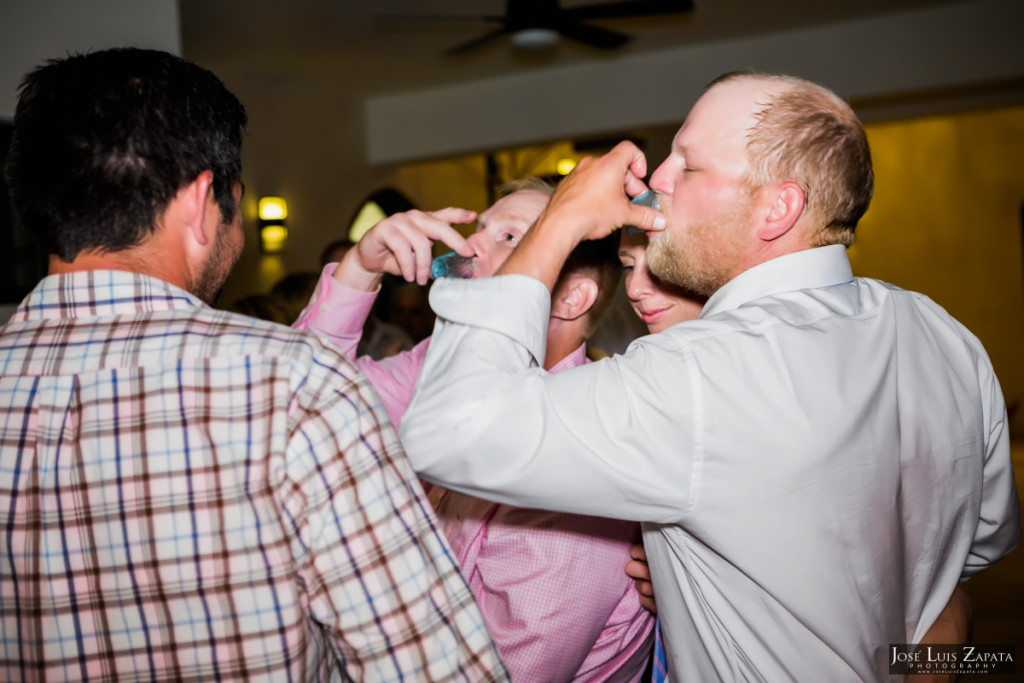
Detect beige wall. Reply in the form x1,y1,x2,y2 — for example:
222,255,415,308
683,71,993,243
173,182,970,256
221,76,401,303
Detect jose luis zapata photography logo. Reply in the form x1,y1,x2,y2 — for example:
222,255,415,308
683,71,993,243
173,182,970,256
889,644,1016,676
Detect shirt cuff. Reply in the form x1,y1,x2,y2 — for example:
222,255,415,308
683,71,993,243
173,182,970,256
428,275,550,362
295,263,380,336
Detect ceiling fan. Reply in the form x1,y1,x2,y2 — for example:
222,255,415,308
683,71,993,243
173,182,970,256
377,0,696,56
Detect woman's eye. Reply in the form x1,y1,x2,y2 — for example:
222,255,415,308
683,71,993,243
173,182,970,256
621,264,634,273
502,233,520,244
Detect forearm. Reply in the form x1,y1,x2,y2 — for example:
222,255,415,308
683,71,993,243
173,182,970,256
908,584,972,683
918,584,972,646
331,246,384,291
400,279,691,522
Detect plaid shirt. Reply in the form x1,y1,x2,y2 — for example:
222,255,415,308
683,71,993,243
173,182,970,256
0,270,508,682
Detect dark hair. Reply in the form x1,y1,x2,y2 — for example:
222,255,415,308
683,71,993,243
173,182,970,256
5,47,247,261
230,293,292,325
560,232,622,338
270,271,320,324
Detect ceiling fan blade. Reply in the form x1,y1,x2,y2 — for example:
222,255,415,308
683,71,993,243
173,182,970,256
554,19,631,49
563,0,694,21
375,14,504,32
443,26,514,56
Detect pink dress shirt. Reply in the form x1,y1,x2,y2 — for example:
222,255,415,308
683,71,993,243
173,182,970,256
295,266,654,681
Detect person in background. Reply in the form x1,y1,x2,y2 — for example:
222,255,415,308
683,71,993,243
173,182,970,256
295,178,656,681
320,236,356,268
0,47,507,681
225,272,317,327
269,271,319,323
387,280,435,343
229,291,292,324
397,71,1020,680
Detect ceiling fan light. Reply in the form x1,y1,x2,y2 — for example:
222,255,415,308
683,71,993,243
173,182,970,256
510,28,559,51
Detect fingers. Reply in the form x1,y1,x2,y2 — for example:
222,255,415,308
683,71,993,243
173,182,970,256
408,208,475,285
625,542,658,614
635,577,657,614
360,208,477,285
604,142,666,234
629,542,648,562
424,207,476,258
625,558,652,582
380,214,432,285
626,205,666,235
625,560,657,615
611,139,648,186
428,207,477,235
538,140,655,243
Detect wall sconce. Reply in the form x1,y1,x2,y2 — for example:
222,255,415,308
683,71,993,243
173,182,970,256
556,158,577,176
258,196,288,254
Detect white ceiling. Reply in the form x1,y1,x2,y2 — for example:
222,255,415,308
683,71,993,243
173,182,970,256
179,0,967,98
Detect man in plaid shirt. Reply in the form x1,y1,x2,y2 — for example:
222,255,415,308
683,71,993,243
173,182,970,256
0,47,508,682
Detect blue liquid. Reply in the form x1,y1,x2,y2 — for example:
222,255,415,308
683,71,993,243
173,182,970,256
431,251,475,279
626,190,661,235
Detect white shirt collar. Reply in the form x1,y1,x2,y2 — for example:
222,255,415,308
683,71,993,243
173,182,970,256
702,245,854,318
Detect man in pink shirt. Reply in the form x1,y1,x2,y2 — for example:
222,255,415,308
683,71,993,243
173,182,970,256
295,179,655,681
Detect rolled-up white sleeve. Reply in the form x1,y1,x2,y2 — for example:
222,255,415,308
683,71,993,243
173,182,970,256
399,275,694,523
963,354,1022,579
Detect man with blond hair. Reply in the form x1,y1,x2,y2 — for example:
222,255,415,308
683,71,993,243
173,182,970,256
398,71,1021,680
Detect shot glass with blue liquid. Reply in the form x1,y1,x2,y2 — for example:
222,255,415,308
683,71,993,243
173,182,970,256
431,250,475,279
626,190,661,235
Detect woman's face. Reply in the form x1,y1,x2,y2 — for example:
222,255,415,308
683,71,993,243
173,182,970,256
618,229,706,334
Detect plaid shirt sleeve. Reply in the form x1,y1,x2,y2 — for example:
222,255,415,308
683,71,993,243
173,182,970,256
278,348,504,679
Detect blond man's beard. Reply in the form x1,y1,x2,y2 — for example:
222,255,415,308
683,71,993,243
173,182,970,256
646,195,754,298
647,220,739,298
